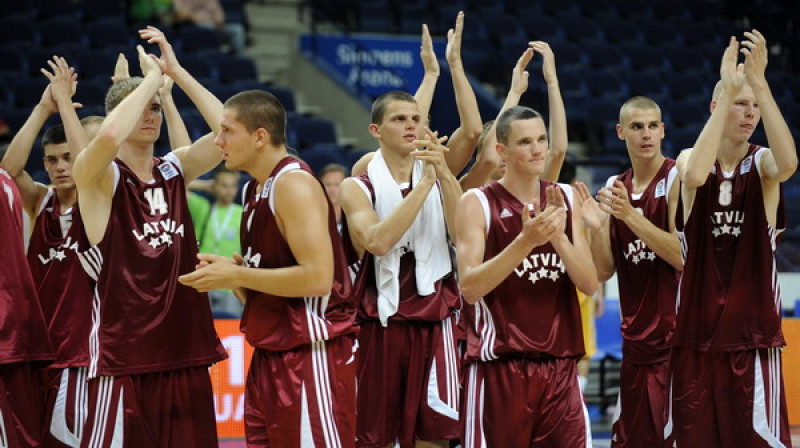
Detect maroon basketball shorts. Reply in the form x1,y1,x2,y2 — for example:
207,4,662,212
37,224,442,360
610,359,670,448
667,347,790,447
356,317,461,448
0,362,46,448
245,335,357,448
461,357,591,448
41,366,89,447
80,366,218,448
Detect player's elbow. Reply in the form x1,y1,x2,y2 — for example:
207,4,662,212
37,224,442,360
307,269,334,298
576,277,599,298
682,170,708,189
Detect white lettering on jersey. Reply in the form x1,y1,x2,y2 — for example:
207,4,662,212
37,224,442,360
37,236,81,265
513,252,566,284
711,210,745,238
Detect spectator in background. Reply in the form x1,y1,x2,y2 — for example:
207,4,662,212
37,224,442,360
192,167,245,316
173,0,246,54
319,163,347,231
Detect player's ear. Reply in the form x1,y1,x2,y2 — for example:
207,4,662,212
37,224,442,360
616,124,624,140
368,123,380,139
254,127,270,148
495,142,507,160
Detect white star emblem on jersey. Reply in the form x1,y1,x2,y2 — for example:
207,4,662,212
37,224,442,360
537,267,548,278
149,237,161,248
528,272,539,283
712,228,722,237
720,223,731,234
731,226,741,237
632,254,641,264
647,251,656,261
548,270,560,281
160,233,173,246
53,250,66,261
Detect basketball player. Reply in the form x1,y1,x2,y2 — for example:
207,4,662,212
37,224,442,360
339,91,462,447
456,105,597,447
577,96,681,447
0,169,54,447
179,89,359,447
669,31,797,446
71,28,227,447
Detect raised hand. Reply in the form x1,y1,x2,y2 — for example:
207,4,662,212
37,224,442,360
741,29,767,87
574,181,607,230
545,185,567,235
510,48,534,97
720,36,745,97
445,11,464,69
139,26,181,76
111,53,130,84
521,201,562,247
420,23,440,78
41,56,78,106
597,180,638,222
136,44,162,78
529,41,557,85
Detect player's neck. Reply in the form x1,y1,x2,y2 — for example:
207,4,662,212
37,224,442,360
717,138,751,171
380,146,414,184
251,146,289,185
55,186,77,212
630,154,665,194
118,143,155,182
500,172,541,205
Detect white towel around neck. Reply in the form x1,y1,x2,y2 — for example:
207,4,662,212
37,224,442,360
367,149,452,326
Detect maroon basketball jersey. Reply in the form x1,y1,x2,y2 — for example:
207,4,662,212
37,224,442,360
463,181,585,362
239,157,357,351
674,145,785,351
85,154,226,377
608,159,680,364
346,173,460,323
0,168,54,364
26,189,92,368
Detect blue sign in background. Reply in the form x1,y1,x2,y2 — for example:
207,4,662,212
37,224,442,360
300,34,447,99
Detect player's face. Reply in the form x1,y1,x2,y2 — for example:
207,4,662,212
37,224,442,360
499,118,548,178
213,172,240,205
618,108,664,160
215,108,256,171
130,96,163,144
371,101,421,154
723,85,760,142
43,143,75,189
321,170,346,206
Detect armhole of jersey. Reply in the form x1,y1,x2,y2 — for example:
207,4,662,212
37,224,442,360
467,188,491,235
241,180,251,205
268,162,302,215
665,166,679,205
36,188,54,216
753,146,769,177
163,152,184,175
604,175,617,189
351,177,373,205
111,161,120,195
557,183,574,208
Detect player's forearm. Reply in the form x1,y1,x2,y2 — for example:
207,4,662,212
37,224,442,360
683,95,733,187
438,171,462,239
552,234,598,296
445,66,482,174
753,84,798,181
163,93,192,150
414,73,438,128
459,235,537,304
588,222,615,282
543,80,567,182
459,155,499,191
235,263,334,298
623,212,683,271
55,96,89,159
1,105,52,176
171,66,223,133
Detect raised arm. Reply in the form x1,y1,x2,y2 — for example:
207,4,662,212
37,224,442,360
140,26,223,182
44,56,88,159
598,179,682,271
159,76,193,150
457,192,563,303
414,23,439,129
443,11,483,175
741,30,797,182
459,48,533,190
412,128,462,238
549,185,598,295
339,168,436,257
680,37,744,188
179,171,335,298
531,41,568,182
0,84,57,215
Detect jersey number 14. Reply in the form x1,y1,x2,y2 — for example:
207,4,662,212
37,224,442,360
144,187,169,216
